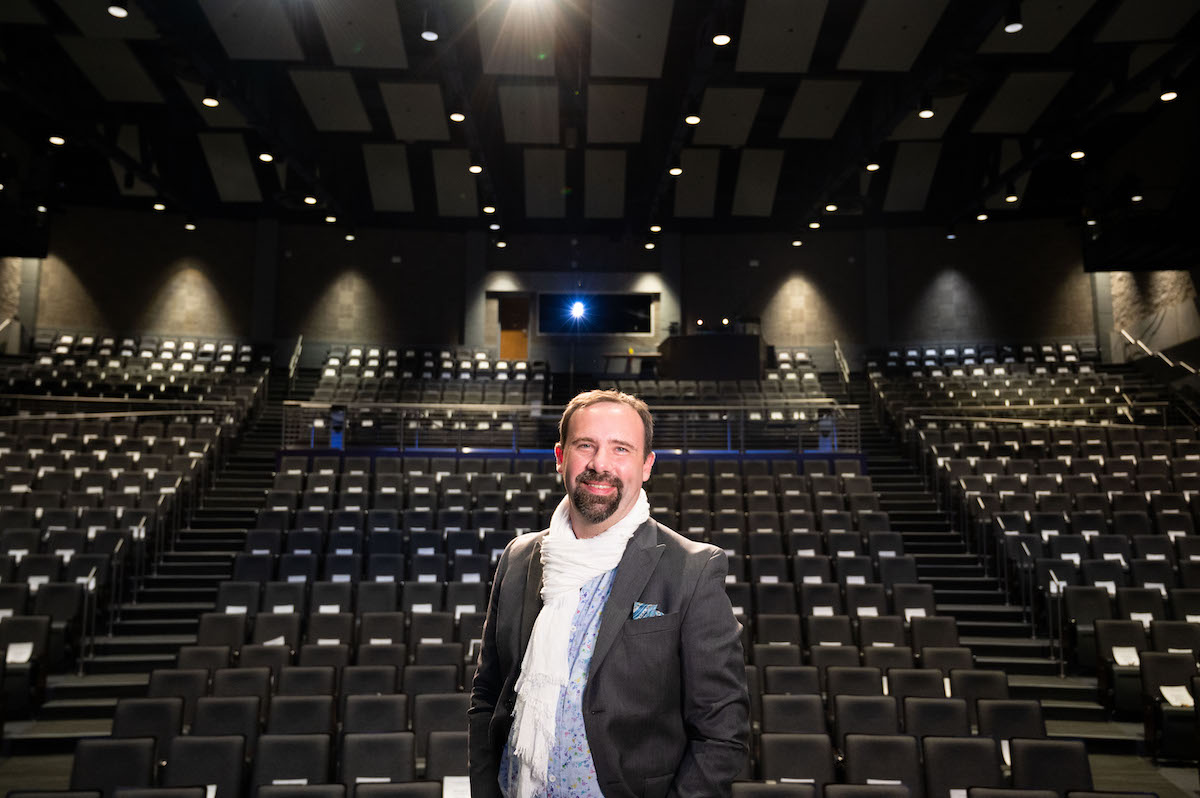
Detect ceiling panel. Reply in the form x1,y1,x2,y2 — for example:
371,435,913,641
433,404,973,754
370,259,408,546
198,132,262,203
978,0,1095,54
362,143,414,212
591,0,673,79
525,148,566,218
692,88,763,147
587,84,646,143
289,70,372,133
1094,0,1197,43
735,0,827,73
673,148,720,218
838,0,949,72
177,77,248,127
313,0,407,69
57,37,163,103
731,149,783,217
778,80,860,139
379,83,450,141
198,0,303,61
56,0,157,38
109,125,155,197
0,1,44,24
585,149,626,218
475,0,556,76
432,149,479,217
972,72,1071,134
499,84,560,144
889,94,966,140
882,141,941,212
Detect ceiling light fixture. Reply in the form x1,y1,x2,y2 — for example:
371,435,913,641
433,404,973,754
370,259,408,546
824,203,837,212
489,223,500,231
696,319,704,326
345,230,356,242
303,195,318,205
202,82,220,108
946,228,957,240
325,215,337,223
712,33,731,46
649,225,661,233
482,205,496,214
808,221,820,229
36,205,47,213
644,242,656,250
1086,219,1097,226
152,202,166,211
791,240,802,247
184,218,197,231
449,112,466,123
496,240,507,248
48,136,65,146
421,10,438,41
1003,0,1023,33
468,165,483,174
1160,78,1178,102
976,212,988,221
1131,194,1144,203
684,114,701,125
1005,185,1018,203
259,152,274,163
669,166,683,176
722,318,730,326
107,1,128,19
865,162,880,172
918,94,934,119
1069,149,1085,160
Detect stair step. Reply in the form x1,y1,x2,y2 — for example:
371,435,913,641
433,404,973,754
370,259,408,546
93,634,194,656
45,672,149,701
975,655,1061,676
37,697,119,721
83,653,177,675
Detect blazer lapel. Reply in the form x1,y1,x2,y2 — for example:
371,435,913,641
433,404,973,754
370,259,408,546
588,519,664,679
518,533,546,659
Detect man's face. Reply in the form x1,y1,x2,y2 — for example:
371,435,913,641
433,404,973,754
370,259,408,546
555,401,655,535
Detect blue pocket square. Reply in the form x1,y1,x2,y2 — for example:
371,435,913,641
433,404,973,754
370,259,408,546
632,601,664,619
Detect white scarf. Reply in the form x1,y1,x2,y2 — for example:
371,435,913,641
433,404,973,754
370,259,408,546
509,488,650,798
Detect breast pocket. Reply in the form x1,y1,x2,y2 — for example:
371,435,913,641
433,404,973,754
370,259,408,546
624,612,680,635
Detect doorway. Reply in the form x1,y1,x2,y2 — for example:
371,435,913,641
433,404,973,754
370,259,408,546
499,295,530,361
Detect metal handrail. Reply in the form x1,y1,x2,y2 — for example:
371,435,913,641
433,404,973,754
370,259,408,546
833,339,851,386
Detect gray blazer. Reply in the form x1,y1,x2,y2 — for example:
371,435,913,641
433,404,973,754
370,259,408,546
468,518,749,798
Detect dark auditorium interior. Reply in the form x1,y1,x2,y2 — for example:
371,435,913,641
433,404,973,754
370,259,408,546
1,0,1200,796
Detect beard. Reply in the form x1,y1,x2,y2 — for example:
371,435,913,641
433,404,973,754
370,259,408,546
570,469,624,525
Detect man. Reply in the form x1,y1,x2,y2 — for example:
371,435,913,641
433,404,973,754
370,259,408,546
469,389,749,798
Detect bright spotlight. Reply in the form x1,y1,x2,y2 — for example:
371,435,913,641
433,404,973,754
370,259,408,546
152,202,166,212
259,152,274,163
570,301,585,320
303,196,317,205
449,112,466,123
712,34,731,46
49,136,65,146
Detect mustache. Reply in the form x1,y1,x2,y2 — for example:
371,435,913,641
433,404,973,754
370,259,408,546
576,469,622,487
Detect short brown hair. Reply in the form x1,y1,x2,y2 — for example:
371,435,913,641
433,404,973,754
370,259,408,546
558,389,654,458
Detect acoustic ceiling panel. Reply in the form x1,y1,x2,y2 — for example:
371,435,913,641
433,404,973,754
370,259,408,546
499,84,560,144
778,80,860,138
673,148,720,218
587,84,647,143
56,0,156,38
1094,0,1197,43
735,0,827,73
289,70,372,133
57,37,162,102
362,143,415,212
198,132,262,203
972,72,1070,133
177,77,248,128
198,0,303,61
591,0,673,78
889,93,966,140
692,88,764,147
585,149,626,218
731,149,784,217
525,148,566,218
432,149,479,217
313,0,407,69
380,83,450,141
838,0,949,71
475,0,556,76
978,0,1095,54
882,141,941,212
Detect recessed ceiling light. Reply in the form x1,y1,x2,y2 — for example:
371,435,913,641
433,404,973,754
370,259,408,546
496,241,507,248
48,136,65,146
791,240,802,247
1003,2,1023,34
669,167,683,176
107,2,128,18
712,34,731,46
36,205,47,213
866,163,880,172
808,221,820,229
824,203,837,212
152,202,166,212
1160,78,1178,102
918,108,934,119
1069,150,1085,160
345,232,356,241
202,95,219,108
303,196,317,205
696,319,705,326
976,213,988,221
421,30,438,42
684,114,701,125
644,242,655,250
722,318,729,326
449,112,466,123
482,205,496,214
184,222,196,231
259,152,274,163
649,225,661,233
1005,193,1018,203
468,165,483,174
1086,219,1097,226
1131,194,1144,203
325,215,337,223
1160,88,1178,102
946,231,957,240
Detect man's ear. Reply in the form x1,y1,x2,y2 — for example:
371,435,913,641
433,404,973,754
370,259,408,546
641,450,655,482
554,443,564,474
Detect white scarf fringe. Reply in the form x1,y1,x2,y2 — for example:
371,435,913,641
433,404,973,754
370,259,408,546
510,488,650,798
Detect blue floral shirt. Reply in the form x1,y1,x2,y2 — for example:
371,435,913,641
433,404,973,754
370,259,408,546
499,568,617,798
